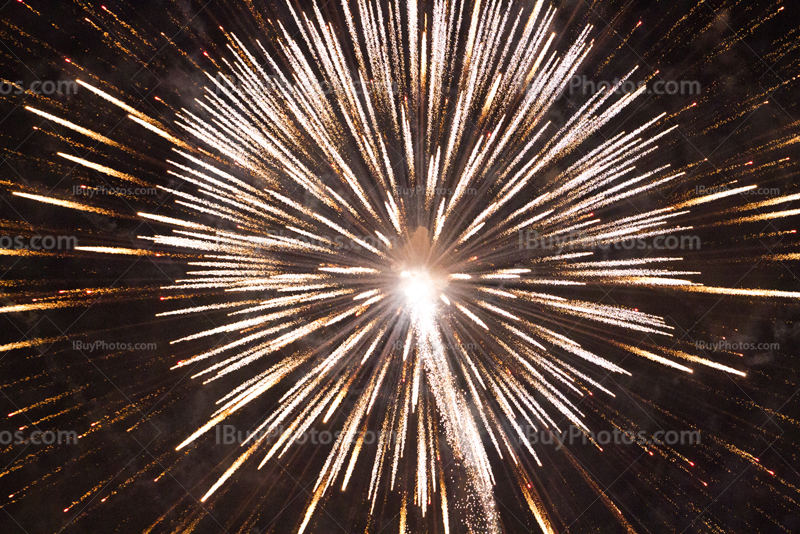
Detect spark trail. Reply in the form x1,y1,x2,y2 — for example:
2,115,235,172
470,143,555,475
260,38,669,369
3,0,800,532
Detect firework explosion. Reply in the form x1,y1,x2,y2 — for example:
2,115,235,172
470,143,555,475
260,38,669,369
1,0,799,532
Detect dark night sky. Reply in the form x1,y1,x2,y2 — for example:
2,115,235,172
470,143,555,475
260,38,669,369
0,1,799,533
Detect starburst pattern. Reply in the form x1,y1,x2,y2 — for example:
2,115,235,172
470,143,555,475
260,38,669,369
2,0,800,532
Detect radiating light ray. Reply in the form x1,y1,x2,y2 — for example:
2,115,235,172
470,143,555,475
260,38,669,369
2,0,799,532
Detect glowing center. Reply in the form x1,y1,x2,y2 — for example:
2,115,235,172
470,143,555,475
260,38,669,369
400,270,437,307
